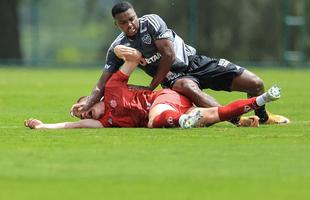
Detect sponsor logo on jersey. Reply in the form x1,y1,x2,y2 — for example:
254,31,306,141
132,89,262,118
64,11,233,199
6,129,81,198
142,33,152,45
145,52,161,64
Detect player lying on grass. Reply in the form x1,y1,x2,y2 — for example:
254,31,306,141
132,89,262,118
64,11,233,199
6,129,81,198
25,46,282,129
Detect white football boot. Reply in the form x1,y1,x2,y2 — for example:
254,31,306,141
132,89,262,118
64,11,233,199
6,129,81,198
179,110,203,129
265,85,281,102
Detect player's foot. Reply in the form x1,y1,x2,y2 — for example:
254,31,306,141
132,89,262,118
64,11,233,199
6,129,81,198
263,112,290,125
238,116,260,127
265,85,281,102
179,110,203,129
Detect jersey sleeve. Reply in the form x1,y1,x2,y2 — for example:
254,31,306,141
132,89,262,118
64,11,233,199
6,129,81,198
98,115,111,127
145,14,173,41
105,70,129,89
104,46,124,73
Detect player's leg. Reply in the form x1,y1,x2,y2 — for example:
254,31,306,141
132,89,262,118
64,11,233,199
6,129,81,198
148,89,193,128
172,78,221,108
179,97,260,128
186,56,288,125
114,45,142,76
148,104,181,128
230,69,290,124
179,85,282,128
230,69,269,122
170,56,243,125
189,57,266,123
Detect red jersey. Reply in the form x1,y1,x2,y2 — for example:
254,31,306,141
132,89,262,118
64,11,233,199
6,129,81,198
99,71,155,127
99,70,193,127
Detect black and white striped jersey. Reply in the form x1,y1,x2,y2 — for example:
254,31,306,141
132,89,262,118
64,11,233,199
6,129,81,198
104,14,196,77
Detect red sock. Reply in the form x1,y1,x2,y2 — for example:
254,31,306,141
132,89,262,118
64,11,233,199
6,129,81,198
218,97,260,121
152,110,182,128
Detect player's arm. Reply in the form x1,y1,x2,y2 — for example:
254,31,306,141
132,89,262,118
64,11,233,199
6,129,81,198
149,39,175,90
114,45,142,76
113,45,151,90
70,71,111,116
144,14,176,90
24,118,103,129
70,45,124,117
85,72,111,109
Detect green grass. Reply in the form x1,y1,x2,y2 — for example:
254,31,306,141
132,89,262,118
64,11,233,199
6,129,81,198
1,66,310,200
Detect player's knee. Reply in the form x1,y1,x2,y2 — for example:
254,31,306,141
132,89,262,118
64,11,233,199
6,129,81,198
174,79,201,95
249,76,264,95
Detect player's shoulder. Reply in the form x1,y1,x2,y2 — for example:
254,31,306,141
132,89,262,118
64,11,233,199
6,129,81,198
140,14,165,31
140,14,163,20
110,32,128,49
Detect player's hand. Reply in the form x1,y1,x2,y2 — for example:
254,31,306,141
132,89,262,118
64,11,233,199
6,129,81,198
24,118,44,129
70,103,86,118
114,45,142,62
139,58,147,66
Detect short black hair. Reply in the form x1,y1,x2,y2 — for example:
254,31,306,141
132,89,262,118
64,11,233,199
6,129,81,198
111,1,133,18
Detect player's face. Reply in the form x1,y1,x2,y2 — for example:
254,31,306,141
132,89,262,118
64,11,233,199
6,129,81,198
114,8,139,38
82,102,105,120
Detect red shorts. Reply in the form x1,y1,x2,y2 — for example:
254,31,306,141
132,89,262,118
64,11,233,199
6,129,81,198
151,89,193,114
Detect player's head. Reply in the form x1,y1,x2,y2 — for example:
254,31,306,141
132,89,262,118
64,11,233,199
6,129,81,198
82,101,105,120
112,1,139,38
75,96,105,120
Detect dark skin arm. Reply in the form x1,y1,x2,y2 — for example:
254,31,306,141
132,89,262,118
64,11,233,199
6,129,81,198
70,71,112,115
85,71,112,110
149,39,175,90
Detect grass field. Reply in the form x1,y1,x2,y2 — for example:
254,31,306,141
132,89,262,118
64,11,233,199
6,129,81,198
1,66,310,200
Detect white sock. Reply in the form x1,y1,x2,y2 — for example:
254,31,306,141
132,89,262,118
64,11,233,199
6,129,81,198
255,93,267,107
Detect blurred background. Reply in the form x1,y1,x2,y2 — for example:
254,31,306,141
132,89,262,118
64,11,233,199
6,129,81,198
0,0,309,67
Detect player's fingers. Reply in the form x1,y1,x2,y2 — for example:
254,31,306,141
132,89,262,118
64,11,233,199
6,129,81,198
70,103,80,112
26,119,33,128
24,120,29,127
70,104,83,116
78,106,84,112
28,119,35,128
139,58,147,66
29,119,41,129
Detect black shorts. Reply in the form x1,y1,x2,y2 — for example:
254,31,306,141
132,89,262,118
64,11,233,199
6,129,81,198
162,55,245,91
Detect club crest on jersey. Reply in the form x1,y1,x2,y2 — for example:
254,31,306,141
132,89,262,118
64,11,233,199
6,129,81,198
110,100,117,108
142,34,152,45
